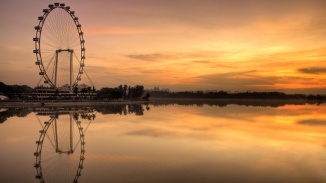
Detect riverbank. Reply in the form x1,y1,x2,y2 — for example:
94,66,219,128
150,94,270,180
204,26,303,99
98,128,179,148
0,100,153,107
1,98,325,108
151,97,325,107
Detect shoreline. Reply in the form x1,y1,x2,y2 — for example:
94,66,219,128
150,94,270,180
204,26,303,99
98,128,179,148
0,100,153,107
0,98,325,108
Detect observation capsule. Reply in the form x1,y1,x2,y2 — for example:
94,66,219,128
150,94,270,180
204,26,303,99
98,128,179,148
48,4,54,9
39,71,44,75
33,38,39,41
33,50,39,53
60,3,65,7
34,26,40,30
43,9,49,13
65,6,70,10
38,16,44,21
54,3,60,6
35,61,40,65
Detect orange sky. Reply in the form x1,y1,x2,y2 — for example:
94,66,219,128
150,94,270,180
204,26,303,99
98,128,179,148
0,0,326,93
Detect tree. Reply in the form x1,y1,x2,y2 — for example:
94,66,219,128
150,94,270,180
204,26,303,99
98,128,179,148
143,93,150,100
123,84,128,98
96,87,122,100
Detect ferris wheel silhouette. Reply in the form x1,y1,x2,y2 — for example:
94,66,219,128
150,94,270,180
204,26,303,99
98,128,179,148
33,109,95,183
33,2,86,91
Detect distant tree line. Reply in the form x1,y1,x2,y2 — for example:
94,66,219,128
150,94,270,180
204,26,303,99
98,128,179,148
96,85,148,100
0,81,150,101
148,90,326,100
2,80,324,101
0,82,34,98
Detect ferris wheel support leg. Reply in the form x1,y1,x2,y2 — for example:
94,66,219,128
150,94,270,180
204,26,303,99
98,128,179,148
70,51,73,92
70,114,73,153
54,51,59,88
54,118,59,153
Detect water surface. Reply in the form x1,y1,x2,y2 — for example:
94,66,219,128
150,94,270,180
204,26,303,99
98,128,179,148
1,102,326,183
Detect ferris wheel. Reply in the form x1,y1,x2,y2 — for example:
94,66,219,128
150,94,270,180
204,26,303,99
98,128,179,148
34,113,87,183
33,2,85,91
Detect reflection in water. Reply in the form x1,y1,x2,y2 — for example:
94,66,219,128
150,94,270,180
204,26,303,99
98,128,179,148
30,104,147,183
93,104,149,116
33,110,95,183
0,108,32,123
0,104,149,124
152,98,325,107
2,102,326,182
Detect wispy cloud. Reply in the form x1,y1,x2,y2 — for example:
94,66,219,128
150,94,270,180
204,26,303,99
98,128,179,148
298,119,326,126
85,27,161,35
298,67,326,74
125,53,166,61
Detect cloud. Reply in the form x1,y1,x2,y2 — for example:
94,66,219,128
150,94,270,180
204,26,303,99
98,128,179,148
85,27,160,36
192,71,277,91
298,67,326,74
297,119,326,126
126,128,174,137
191,60,212,64
125,54,166,61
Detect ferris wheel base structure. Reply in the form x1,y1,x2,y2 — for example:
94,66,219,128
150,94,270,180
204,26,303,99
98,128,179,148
33,2,86,92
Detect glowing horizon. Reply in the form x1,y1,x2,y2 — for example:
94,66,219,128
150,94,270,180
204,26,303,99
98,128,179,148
0,0,326,93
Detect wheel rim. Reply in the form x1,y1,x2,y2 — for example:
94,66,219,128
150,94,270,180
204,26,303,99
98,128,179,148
34,3,85,90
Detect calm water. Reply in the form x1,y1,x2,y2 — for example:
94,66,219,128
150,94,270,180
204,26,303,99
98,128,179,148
1,101,326,183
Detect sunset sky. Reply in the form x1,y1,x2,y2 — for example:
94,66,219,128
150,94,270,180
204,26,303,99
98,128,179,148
1,0,326,93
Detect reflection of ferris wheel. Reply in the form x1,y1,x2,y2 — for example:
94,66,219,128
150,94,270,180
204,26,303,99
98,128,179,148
34,113,86,183
33,2,85,91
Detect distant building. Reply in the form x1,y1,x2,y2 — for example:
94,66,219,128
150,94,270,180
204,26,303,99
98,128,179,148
0,95,8,100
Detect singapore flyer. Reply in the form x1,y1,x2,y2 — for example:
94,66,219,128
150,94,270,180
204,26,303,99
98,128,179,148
33,2,85,91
